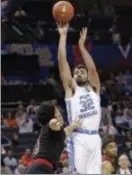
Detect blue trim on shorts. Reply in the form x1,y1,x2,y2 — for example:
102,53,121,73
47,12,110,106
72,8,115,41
65,100,75,172
74,128,98,135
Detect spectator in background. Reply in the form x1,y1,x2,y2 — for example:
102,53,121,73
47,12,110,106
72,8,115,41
21,148,32,166
18,104,24,110
4,150,17,171
27,99,38,114
124,141,132,165
114,109,124,133
1,157,12,174
12,132,20,147
114,108,131,134
14,8,26,17
1,145,6,155
5,112,17,128
16,110,33,133
1,114,8,128
100,86,110,124
116,72,126,85
117,154,131,174
15,159,26,174
102,118,118,136
124,109,132,129
88,3,100,18
27,108,36,122
1,136,11,148
123,109,131,129
1,73,7,85
104,0,116,17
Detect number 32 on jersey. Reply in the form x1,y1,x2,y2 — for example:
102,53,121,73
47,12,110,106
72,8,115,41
80,98,95,112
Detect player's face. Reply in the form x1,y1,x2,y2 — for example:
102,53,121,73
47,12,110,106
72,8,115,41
105,142,118,157
73,68,88,86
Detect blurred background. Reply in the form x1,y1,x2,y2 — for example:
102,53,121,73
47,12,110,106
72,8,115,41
1,0,132,174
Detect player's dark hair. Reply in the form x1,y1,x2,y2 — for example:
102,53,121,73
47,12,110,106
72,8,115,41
36,100,56,125
102,135,115,149
74,64,88,72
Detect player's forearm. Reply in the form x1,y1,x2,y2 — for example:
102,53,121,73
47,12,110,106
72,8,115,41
79,44,96,71
58,35,72,88
58,35,67,66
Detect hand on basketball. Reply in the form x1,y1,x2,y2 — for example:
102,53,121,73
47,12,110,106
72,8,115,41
57,23,69,36
79,27,88,46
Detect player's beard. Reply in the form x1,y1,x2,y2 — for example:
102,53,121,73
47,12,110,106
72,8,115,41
76,77,88,86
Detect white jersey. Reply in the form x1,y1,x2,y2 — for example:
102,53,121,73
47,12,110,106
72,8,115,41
66,85,101,131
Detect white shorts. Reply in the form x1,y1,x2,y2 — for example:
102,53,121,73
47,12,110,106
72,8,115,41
68,134,102,174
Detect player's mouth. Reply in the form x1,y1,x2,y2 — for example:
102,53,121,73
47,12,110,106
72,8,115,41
77,76,82,79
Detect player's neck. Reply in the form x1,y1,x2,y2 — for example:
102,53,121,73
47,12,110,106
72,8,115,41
78,82,89,87
105,155,115,164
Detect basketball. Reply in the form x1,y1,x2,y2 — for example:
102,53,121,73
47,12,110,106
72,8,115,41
52,1,74,23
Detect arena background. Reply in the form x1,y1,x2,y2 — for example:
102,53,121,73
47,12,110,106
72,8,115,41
1,0,132,174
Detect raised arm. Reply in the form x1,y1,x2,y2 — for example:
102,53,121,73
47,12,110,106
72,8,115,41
78,28,100,94
49,118,80,137
57,23,74,97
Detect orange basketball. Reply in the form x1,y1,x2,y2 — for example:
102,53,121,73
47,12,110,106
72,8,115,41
52,1,74,23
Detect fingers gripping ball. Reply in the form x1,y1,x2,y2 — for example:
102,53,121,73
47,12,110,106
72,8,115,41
52,1,74,23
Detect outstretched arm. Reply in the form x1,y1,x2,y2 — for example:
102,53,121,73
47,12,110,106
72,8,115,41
57,23,75,98
49,118,80,137
78,28,100,93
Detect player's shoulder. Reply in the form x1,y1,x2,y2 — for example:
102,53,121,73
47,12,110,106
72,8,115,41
102,160,113,169
102,160,114,174
89,84,100,95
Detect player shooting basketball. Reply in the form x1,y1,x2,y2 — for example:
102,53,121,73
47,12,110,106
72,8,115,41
57,22,102,174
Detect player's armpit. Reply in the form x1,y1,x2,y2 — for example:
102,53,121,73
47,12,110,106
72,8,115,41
65,87,73,98
102,161,113,174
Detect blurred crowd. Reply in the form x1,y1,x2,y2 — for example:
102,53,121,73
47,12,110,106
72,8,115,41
1,69,132,174
1,0,132,173
1,0,132,44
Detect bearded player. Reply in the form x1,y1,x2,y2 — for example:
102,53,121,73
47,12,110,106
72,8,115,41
102,135,118,174
57,23,101,174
